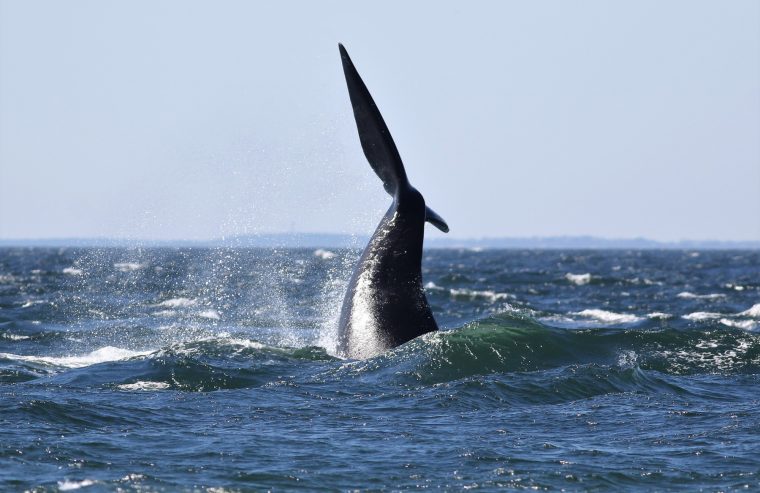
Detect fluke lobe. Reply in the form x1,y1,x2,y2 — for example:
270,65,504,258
337,44,449,359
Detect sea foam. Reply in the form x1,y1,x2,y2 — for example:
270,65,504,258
677,292,725,300
0,346,152,369
739,303,760,318
572,309,642,324
720,318,758,330
565,273,591,285
683,312,722,321
117,381,170,391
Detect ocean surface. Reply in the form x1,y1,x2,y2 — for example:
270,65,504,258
1,247,758,491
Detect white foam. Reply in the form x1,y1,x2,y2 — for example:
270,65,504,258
683,312,722,321
156,297,196,308
572,309,642,324
449,288,511,303
565,273,591,285
62,267,83,276
725,283,745,291
152,310,177,317
647,312,672,320
58,479,96,491
1,332,30,340
117,381,170,391
677,292,725,300
197,309,221,320
720,318,758,330
0,346,152,368
114,262,146,272
313,249,336,260
739,303,760,318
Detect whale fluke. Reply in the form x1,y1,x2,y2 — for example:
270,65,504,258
338,43,448,233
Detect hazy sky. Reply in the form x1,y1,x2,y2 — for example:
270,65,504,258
1,0,758,241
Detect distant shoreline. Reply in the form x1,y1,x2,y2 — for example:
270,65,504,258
0,234,758,250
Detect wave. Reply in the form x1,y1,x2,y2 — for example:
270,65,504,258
677,292,726,300
327,313,760,387
425,282,512,303
155,297,197,308
740,303,760,318
647,312,672,320
116,380,170,391
565,273,591,285
0,346,152,369
683,312,722,321
197,309,221,320
571,309,642,324
58,479,97,491
720,318,758,330
4,311,759,396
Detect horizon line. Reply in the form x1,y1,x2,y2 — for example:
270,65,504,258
0,233,758,250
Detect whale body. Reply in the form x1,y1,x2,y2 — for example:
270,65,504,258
336,44,449,359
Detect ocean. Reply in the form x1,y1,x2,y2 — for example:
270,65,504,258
1,247,758,491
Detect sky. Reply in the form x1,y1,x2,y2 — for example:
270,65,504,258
0,0,758,242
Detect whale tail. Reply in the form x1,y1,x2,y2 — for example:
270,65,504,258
339,43,449,233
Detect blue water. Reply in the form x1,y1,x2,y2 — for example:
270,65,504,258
1,247,759,491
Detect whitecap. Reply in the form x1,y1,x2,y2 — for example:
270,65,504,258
1,333,30,341
62,267,83,276
117,381,170,391
313,249,336,260
725,283,745,291
647,312,672,320
739,303,760,318
58,479,96,491
683,312,722,321
449,288,512,303
114,262,146,272
155,297,197,308
197,309,221,320
0,346,152,369
677,292,725,300
152,310,177,317
720,318,758,330
572,309,642,324
565,273,591,285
